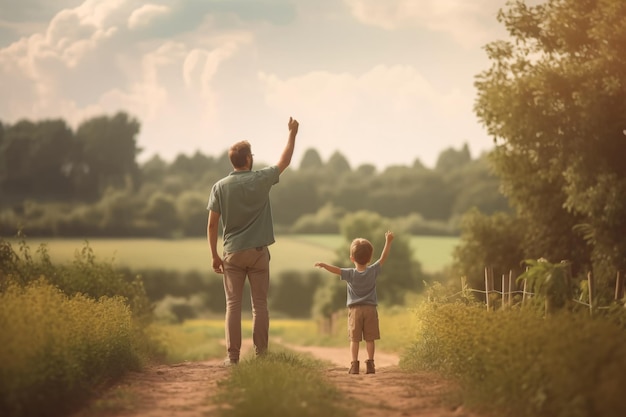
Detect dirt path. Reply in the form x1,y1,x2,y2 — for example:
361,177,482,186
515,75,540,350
73,340,481,417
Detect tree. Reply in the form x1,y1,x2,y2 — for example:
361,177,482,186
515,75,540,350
474,0,626,283
326,151,351,175
453,208,525,291
75,112,141,199
299,148,323,171
0,119,75,201
435,143,471,172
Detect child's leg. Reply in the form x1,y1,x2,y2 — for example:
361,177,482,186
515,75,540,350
350,340,360,361
366,340,375,360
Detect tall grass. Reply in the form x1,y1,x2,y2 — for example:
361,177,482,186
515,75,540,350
214,350,351,417
0,239,163,417
0,280,146,417
402,300,626,417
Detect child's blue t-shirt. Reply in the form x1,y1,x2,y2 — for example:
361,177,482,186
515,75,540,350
340,261,381,306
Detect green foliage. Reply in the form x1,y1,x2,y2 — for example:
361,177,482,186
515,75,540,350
214,350,351,417
403,298,626,417
289,203,344,234
0,238,163,417
0,280,146,417
517,258,572,314
0,238,152,320
475,0,626,280
0,111,505,238
270,270,323,318
149,320,224,363
453,208,525,290
76,112,141,197
311,278,346,319
435,143,471,172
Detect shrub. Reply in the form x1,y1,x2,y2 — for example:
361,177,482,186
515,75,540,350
0,280,143,417
402,299,626,417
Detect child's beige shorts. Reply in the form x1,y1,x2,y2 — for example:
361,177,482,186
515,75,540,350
347,304,380,342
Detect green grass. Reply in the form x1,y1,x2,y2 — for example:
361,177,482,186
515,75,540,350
148,320,227,363
214,350,352,417
7,234,458,275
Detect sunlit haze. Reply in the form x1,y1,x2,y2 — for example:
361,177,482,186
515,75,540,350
0,0,537,170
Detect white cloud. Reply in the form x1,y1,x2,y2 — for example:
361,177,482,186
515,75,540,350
128,4,170,30
343,0,504,48
0,0,497,169
0,0,248,133
257,65,475,168
259,64,463,120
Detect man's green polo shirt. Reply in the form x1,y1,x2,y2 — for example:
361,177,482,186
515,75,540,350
207,166,280,253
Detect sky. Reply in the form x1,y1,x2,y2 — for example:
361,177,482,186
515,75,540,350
0,0,532,170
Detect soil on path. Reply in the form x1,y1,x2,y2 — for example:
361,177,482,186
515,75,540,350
72,340,482,417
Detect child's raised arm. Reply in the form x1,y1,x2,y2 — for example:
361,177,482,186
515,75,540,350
378,231,394,266
314,262,341,276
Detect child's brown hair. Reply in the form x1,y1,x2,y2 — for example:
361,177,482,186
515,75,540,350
350,238,374,265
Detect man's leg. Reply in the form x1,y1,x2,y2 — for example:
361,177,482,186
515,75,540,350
247,247,270,356
223,253,247,362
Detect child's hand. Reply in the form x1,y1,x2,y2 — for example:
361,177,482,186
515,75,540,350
314,262,324,268
385,230,394,242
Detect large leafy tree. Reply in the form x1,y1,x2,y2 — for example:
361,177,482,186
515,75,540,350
75,112,142,199
474,0,626,282
0,119,75,201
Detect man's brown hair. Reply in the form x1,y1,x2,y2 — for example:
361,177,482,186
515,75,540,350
350,238,374,265
229,140,252,169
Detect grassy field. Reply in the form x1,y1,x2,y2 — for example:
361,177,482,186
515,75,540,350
6,234,458,274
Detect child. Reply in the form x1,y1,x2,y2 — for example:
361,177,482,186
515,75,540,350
314,231,394,374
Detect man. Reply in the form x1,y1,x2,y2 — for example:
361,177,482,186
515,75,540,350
207,117,299,365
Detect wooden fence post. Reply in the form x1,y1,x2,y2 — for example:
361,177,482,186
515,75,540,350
460,275,468,298
521,266,529,305
508,270,515,307
587,272,595,316
484,267,494,311
615,271,624,301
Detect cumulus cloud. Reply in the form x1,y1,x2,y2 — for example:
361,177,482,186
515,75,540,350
257,65,472,167
1,0,496,168
0,0,248,133
128,4,170,30
260,64,464,119
343,0,505,48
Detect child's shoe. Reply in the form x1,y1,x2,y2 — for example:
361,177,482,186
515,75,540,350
348,360,359,374
365,359,375,374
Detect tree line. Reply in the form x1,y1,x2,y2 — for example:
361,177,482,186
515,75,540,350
0,113,509,238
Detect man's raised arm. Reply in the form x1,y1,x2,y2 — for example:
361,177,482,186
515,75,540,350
276,117,299,174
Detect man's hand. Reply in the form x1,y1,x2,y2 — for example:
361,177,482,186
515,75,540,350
212,256,224,274
278,117,298,173
288,117,299,135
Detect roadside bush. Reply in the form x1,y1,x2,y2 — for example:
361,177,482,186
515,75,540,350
402,299,626,417
0,238,164,417
0,239,152,320
0,280,144,417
